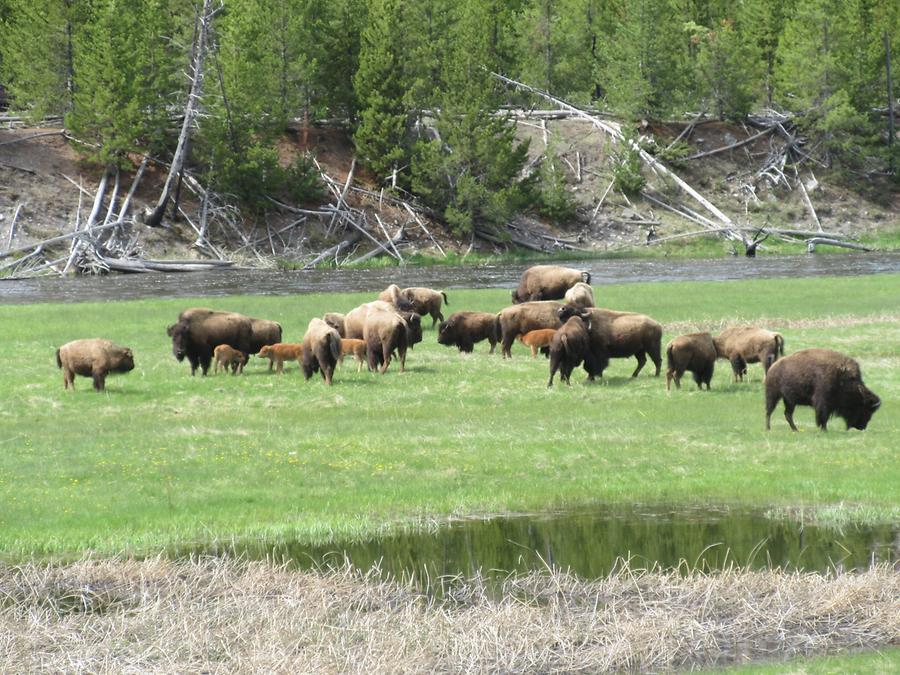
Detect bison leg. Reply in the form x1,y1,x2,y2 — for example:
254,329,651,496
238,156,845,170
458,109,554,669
487,338,496,354
379,342,392,374
92,370,106,391
730,356,745,382
188,354,200,376
199,353,212,376
501,333,515,359
631,352,647,378
530,344,538,359
649,345,662,376
276,358,284,375
765,390,781,430
782,401,799,432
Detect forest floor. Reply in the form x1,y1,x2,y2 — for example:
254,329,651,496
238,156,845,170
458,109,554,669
1,116,899,269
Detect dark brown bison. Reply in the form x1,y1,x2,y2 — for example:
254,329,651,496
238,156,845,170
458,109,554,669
548,314,591,387
323,312,346,337
56,338,135,391
713,326,785,382
665,332,716,391
765,349,881,431
401,287,449,327
248,318,282,354
497,301,564,358
167,308,254,375
301,318,342,385
364,307,408,374
558,305,662,379
563,282,595,308
437,311,500,353
512,265,591,303
376,284,414,311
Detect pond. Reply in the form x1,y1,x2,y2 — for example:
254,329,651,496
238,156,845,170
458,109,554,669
2,252,899,304
177,505,899,586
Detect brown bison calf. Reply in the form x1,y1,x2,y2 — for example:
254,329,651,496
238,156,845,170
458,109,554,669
339,338,367,372
665,332,716,391
301,319,342,385
258,343,304,374
714,326,784,382
56,338,135,391
401,287,449,327
548,314,591,387
765,349,881,431
213,344,247,374
437,312,500,353
518,328,557,359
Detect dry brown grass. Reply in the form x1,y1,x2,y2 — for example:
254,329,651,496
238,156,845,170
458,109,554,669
1,557,898,673
664,312,900,335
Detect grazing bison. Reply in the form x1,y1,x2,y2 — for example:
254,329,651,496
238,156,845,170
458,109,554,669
401,287,449,327
765,349,881,431
258,343,304,374
56,338,135,391
213,344,247,374
345,301,420,349
300,318,341,385
548,314,591,387
512,265,591,303
713,326,784,382
339,338,367,372
364,307,408,374
248,318,283,354
323,312,346,337
558,305,662,380
437,311,500,353
665,332,716,391
563,282,595,309
518,328,557,359
497,301,564,358
376,284,414,311
167,309,254,376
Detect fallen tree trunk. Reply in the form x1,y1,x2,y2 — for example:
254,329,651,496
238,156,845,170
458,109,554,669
806,238,872,252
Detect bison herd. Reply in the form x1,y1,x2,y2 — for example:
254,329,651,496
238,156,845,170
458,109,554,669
55,265,881,431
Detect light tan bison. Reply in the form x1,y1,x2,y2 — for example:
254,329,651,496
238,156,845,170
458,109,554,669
765,349,880,431
301,318,342,385
323,312,346,337
364,307,408,374
213,344,247,374
563,282,595,308
497,301,564,358
376,284,414,311
345,300,421,350
512,265,591,303
558,305,662,380
714,326,785,382
258,343,304,374
56,338,135,391
437,312,500,354
401,287,449,327
665,332,716,391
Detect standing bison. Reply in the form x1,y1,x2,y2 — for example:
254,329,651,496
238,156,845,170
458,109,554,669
497,301,564,358
56,338,135,391
248,318,283,354
301,318,342,385
437,311,500,353
665,332,716,391
558,305,662,380
548,314,591,387
512,265,591,303
167,308,254,375
764,349,881,431
401,287,449,327
563,282,595,308
364,306,408,374
713,326,784,382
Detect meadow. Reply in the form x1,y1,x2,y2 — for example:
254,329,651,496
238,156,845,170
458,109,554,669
0,273,897,559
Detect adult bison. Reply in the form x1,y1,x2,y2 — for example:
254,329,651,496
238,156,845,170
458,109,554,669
563,281,595,308
167,309,254,375
713,326,784,382
401,287,449,327
437,311,500,354
248,318,283,354
665,332,716,391
497,301,564,358
512,265,591,303
376,284,414,311
56,338,135,391
301,318,342,385
364,306,408,374
558,305,662,380
344,300,420,349
764,349,881,431
548,315,590,387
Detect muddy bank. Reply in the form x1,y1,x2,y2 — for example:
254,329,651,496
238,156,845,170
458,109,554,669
2,252,899,304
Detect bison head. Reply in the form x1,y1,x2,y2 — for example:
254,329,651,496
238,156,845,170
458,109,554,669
167,321,189,361
401,312,423,348
557,305,592,323
113,348,135,373
844,385,881,430
436,320,454,346
510,289,522,304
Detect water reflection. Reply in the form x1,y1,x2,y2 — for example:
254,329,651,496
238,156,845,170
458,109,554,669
3,252,899,304
177,506,898,584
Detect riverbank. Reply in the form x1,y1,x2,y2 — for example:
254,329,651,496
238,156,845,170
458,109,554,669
0,275,897,559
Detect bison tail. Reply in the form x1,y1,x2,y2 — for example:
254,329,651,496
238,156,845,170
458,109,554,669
441,291,449,306
775,334,785,357
55,348,62,369
665,343,675,369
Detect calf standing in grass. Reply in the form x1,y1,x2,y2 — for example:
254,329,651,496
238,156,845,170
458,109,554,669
665,332,716,391
339,338,367,372
518,328,557,359
213,344,247,374
548,314,590,387
765,348,881,431
56,338,135,391
258,343,304,374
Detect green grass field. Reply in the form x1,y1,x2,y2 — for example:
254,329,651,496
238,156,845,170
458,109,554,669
0,274,897,559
